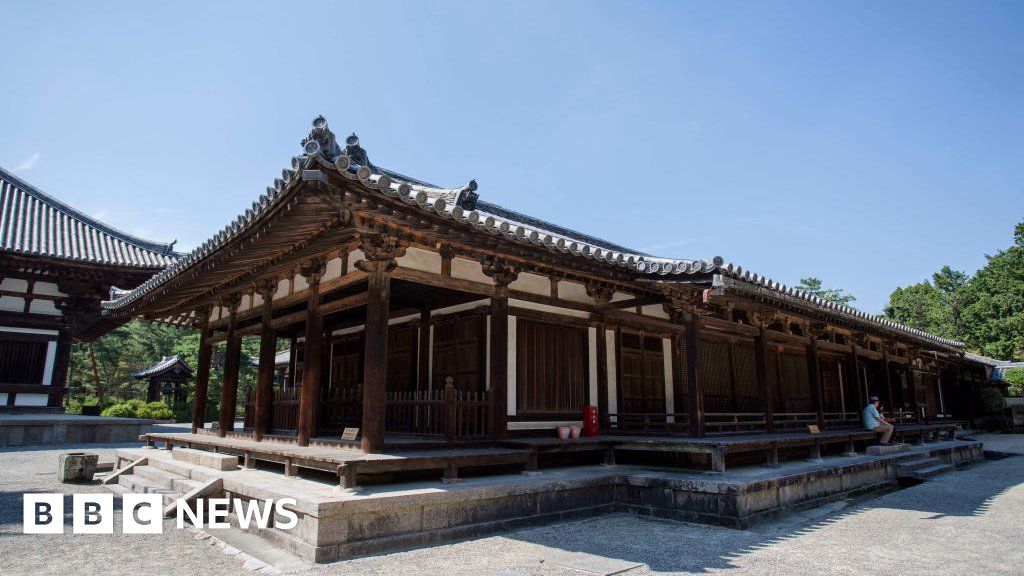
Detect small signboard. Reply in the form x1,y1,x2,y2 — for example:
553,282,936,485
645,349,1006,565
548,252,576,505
806,424,821,434
341,427,360,441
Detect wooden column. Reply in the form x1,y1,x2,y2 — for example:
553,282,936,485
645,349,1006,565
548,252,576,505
417,308,431,392
287,337,298,389
850,338,865,410
754,314,776,434
686,312,705,438
296,259,326,447
253,280,277,442
218,295,242,436
191,307,212,434
807,329,825,427
357,233,404,453
483,257,519,440
49,328,73,408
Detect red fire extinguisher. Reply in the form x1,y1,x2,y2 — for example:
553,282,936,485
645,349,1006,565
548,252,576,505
583,405,599,437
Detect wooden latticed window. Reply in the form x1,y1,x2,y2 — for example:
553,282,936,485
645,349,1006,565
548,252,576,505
699,339,732,412
820,357,845,413
327,333,362,395
432,314,485,392
386,323,417,391
618,331,666,414
0,338,47,384
777,352,812,412
732,344,759,411
516,319,587,416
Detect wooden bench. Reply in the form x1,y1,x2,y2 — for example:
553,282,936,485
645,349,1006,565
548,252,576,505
500,436,619,470
892,422,958,444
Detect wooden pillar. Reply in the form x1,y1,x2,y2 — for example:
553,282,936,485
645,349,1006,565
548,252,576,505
218,296,241,437
288,336,298,390
807,334,825,427
484,258,519,440
49,328,73,408
191,307,212,434
417,308,431,392
850,342,865,410
882,349,896,413
754,321,775,434
296,259,325,447
357,233,404,453
686,313,705,438
253,281,276,442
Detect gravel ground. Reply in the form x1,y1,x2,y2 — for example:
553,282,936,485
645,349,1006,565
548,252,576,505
1,433,1022,576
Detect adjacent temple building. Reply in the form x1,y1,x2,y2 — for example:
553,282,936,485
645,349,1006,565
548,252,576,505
0,168,177,411
99,116,991,453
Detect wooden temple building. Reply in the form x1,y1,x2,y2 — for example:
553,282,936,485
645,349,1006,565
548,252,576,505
134,354,192,404
0,167,178,411
102,116,989,460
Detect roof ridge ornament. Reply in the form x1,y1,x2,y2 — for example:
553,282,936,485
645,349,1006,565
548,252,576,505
301,115,341,159
455,179,479,210
344,132,370,167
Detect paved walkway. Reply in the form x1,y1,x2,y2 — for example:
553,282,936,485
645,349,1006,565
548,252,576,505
0,431,1021,575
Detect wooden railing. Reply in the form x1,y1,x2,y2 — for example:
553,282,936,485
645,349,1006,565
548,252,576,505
271,388,300,431
705,412,767,434
604,413,689,435
772,412,819,430
823,412,860,428
319,388,361,433
385,385,490,440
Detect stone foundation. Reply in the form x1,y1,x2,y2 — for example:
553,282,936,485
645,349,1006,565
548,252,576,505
113,439,984,563
0,415,153,447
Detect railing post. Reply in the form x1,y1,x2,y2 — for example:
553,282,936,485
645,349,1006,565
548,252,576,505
444,383,456,443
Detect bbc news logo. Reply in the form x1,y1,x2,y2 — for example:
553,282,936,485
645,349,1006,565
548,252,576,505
23,494,298,534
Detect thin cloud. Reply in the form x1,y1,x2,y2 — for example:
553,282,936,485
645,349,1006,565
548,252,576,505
15,153,40,171
638,238,696,254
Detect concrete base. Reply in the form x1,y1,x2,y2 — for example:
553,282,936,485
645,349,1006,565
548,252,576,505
0,414,154,447
110,439,983,563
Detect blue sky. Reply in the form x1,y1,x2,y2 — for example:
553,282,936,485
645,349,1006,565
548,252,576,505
1,1,1021,313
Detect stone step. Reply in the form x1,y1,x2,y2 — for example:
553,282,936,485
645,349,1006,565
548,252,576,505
171,447,239,471
133,465,181,487
119,474,177,497
897,457,941,477
866,443,911,455
913,463,954,479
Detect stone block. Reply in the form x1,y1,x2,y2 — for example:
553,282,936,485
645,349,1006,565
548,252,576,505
865,443,910,455
59,452,99,482
171,447,238,470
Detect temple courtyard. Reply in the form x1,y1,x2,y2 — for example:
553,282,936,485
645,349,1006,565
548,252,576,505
0,425,1020,575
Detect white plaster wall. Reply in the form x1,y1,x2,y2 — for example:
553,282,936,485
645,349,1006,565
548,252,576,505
293,275,309,293
42,341,56,385
611,291,632,302
32,281,65,297
274,278,290,300
0,393,6,405
0,327,58,336
29,299,60,315
451,257,492,284
641,304,670,319
558,281,591,304
0,296,23,312
509,272,549,295
431,299,490,317
605,329,617,416
0,278,28,292
348,249,365,269
14,393,48,406
324,256,343,281
397,247,442,274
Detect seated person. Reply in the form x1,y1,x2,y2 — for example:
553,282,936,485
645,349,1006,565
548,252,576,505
863,396,894,445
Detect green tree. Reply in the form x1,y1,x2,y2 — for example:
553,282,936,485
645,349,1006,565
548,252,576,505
959,221,1024,360
796,277,856,305
884,265,968,340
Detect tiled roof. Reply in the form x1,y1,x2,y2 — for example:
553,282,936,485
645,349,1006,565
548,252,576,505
102,116,965,351
0,167,178,269
249,349,292,367
965,353,1024,379
133,355,192,379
